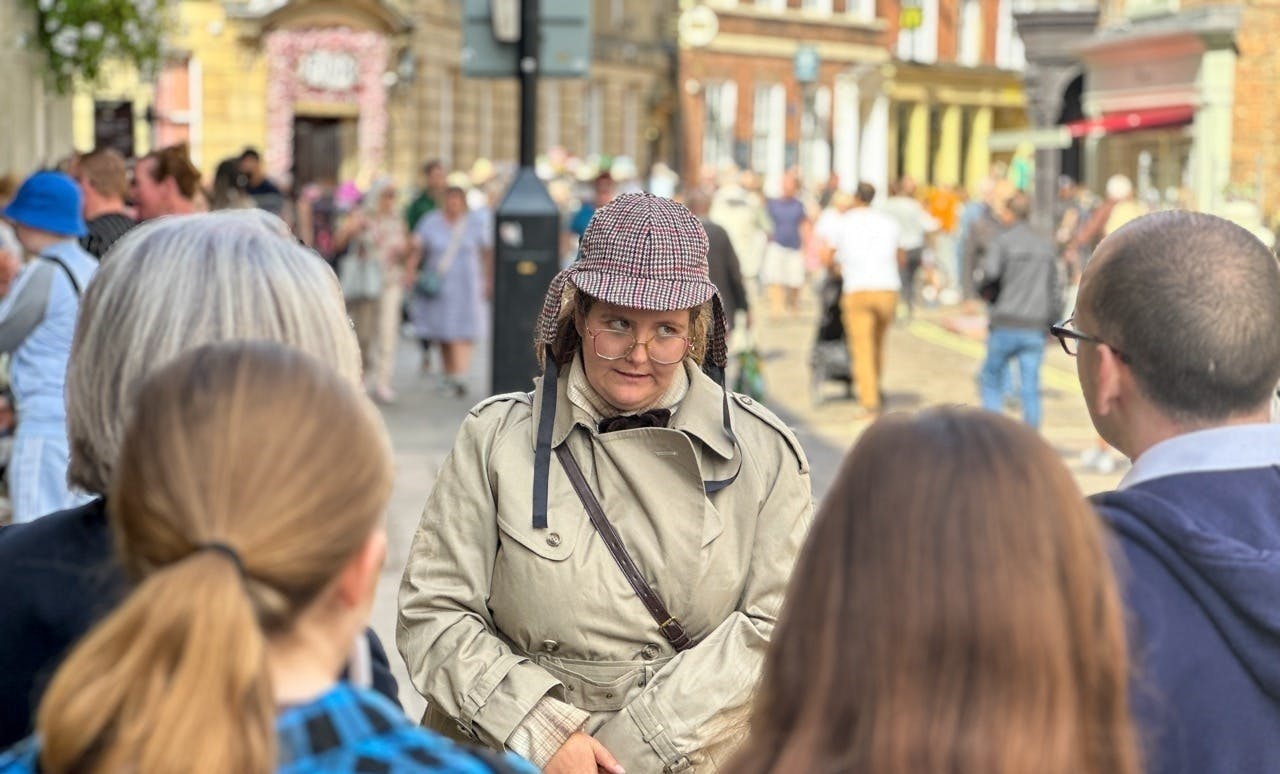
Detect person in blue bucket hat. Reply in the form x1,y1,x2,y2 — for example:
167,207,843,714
0,170,98,522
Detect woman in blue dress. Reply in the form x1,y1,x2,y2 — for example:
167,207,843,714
410,186,491,398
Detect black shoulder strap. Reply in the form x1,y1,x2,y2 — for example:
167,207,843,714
554,444,694,652
39,254,82,297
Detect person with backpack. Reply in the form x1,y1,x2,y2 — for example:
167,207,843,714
0,171,97,522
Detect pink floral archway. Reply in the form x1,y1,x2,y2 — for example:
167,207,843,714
264,28,389,184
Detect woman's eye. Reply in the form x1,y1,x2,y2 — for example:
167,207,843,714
606,319,630,331
658,325,679,337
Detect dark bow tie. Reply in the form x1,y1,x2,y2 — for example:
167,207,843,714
597,408,672,434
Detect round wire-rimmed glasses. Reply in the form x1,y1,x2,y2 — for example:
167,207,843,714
585,328,692,365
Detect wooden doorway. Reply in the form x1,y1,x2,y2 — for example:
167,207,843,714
293,116,359,186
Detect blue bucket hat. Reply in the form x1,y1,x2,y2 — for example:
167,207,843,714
3,171,87,238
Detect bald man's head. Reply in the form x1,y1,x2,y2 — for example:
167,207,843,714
1079,210,1280,422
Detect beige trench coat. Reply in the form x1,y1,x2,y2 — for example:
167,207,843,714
397,362,812,772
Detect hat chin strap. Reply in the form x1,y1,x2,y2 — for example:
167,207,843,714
531,346,740,529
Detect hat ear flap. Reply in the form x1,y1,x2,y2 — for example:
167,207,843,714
536,273,571,372
702,293,729,386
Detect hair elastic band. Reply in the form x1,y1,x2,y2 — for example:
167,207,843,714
196,541,246,577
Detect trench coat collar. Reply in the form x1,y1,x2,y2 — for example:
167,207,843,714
532,357,737,460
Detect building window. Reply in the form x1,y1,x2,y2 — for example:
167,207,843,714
479,81,494,159
703,81,738,171
802,0,834,12
751,83,786,184
441,69,455,167
846,0,876,19
800,85,832,185
586,82,604,157
957,0,982,66
622,86,640,161
897,0,938,64
544,80,561,150
609,0,625,28
995,0,1026,69
755,0,787,12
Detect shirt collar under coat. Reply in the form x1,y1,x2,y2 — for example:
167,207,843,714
531,356,739,460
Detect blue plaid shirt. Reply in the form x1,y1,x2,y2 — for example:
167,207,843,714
0,684,536,774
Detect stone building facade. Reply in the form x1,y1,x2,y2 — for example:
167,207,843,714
0,0,75,177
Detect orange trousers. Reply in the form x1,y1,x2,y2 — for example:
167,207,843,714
841,290,898,411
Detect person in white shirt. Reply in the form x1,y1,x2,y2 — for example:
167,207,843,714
880,176,939,318
822,182,903,419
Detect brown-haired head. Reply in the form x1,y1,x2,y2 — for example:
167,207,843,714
144,142,202,199
38,341,393,774
727,408,1140,774
76,147,129,201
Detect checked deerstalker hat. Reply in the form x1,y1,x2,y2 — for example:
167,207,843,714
536,192,728,372
530,193,738,531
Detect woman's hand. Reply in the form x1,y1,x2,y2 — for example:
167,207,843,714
543,732,625,774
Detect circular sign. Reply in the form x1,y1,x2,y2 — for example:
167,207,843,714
678,5,719,48
298,50,359,92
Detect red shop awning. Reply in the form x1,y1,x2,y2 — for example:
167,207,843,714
1065,105,1196,138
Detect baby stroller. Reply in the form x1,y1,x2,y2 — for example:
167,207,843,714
809,271,854,405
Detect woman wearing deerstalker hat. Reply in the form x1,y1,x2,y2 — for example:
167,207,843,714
399,193,812,773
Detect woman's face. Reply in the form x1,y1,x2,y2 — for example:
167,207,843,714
576,301,693,413
378,188,397,215
443,191,466,219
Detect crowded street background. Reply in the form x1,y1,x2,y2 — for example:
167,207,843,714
4,1,1280,773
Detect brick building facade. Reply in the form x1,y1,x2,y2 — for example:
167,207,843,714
1080,0,1280,218
678,0,1028,195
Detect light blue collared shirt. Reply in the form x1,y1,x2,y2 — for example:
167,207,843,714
1118,423,1280,490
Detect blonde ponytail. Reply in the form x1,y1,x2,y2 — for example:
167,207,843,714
33,341,394,774
38,554,275,774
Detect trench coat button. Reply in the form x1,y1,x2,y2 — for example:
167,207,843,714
542,639,560,653
641,644,660,660
546,532,562,548
740,396,754,405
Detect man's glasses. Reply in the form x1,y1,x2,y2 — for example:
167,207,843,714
1049,317,1130,362
586,328,691,365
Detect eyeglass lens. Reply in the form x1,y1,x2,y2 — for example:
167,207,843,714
593,330,687,364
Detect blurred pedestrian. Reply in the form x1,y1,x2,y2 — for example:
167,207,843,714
296,177,341,263
361,177,412,403
961,178,1014,302
1060,210,1280,774
406,159,447,232
565,172,615,258
726,408,1140,774
238,147,285,217
130,143,201,220
408,186,489,398
398,193,811,773
333,186,383,380
687,188,750,328
710,170,773,298
0,210,402,747
880,176,939,319
1,342,533,774
977,191,1061,430
0,171,97,523
208,157,254,210
72,148,135,259
823,182,902,419
761,170,809,319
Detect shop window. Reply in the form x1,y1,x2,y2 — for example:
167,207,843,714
800,86,832,185
752,83,786,184
585,82,604,157
93,101,135,159
995,0,1026,70
897,0,938,64
703,81,738,171
958,0,983,66
846,0,876,20
803,0,834,13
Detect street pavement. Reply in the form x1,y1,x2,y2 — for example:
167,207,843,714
370,296,1124,711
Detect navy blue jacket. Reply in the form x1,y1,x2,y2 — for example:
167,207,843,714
0,498,400,747
1095,467,1280,774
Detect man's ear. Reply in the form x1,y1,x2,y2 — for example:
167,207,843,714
1092,345,1128,418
